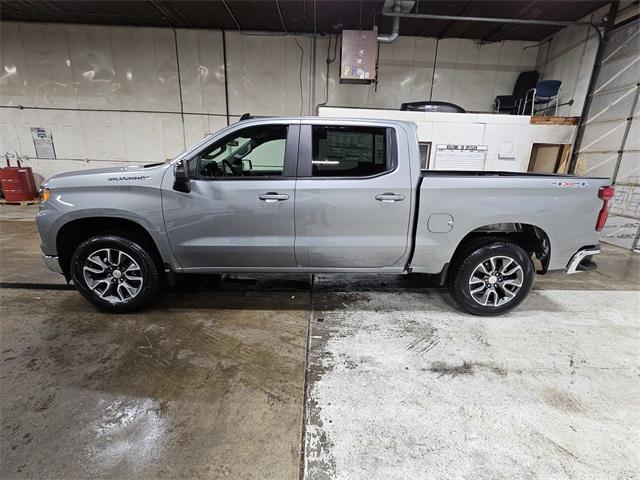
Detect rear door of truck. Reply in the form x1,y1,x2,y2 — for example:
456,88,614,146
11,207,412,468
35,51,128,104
294,120,414,268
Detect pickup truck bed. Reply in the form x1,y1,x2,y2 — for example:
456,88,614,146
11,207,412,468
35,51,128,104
413,171,609,274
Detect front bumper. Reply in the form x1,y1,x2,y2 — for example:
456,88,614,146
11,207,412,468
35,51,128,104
42,254,63,275
566,246,601,274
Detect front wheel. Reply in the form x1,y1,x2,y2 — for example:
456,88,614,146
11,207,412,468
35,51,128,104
448,241,534,316
70,235,162,313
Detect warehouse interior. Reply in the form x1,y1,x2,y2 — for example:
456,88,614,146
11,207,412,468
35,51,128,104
0,1,639,479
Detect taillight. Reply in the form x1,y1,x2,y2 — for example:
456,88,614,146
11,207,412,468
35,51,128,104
596,186,615,231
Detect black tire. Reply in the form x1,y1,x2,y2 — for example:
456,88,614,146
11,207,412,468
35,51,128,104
70,235,162,313
448,240,534,316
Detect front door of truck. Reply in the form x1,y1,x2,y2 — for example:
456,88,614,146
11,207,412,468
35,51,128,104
162,122,299,269
294,123,413,268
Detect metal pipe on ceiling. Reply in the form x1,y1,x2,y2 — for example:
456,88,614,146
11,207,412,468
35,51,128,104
377,2,402,43
381,10,600,30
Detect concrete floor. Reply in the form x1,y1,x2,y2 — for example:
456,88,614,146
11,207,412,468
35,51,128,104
1,204,639,479
0,219,67,285
305,289,639,479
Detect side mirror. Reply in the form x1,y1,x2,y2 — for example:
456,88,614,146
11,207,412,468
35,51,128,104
173,160,191,193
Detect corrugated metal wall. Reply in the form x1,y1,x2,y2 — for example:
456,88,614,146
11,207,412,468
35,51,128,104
574,19,640,250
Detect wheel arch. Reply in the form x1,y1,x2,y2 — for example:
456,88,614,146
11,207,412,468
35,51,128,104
449,222,551,278
56,216,165,278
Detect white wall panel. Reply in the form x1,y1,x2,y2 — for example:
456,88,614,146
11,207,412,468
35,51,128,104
0,108,185,163
537,24,594,116
315,35,535,113
0,22,181,111
369,36,437,109
535,7,608,117
570,34,600,117
431,121,485,145
226,32,312,116
176,29,226,114
106,26,180,111
432,39,538,112
483,124,533,172
183,114,228,147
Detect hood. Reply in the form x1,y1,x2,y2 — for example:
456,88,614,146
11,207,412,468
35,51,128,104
43,163,170,189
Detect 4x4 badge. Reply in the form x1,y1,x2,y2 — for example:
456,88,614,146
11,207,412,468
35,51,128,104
550,180,588,188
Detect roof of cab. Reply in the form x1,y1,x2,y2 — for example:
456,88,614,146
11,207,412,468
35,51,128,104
235,115,417,129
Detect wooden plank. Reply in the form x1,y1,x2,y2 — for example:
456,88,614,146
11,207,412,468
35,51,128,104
0,198,41,206
530,116,580,125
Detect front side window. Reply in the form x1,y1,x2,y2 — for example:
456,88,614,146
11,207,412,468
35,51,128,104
198,125,288,178
311,126,388,177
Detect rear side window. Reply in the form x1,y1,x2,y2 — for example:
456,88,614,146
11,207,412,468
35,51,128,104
311,126,388,177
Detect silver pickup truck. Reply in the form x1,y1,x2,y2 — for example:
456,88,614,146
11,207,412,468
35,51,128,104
37,117,613,316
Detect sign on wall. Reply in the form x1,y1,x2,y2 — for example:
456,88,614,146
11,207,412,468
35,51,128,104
30,127,56,159
433,144,487,170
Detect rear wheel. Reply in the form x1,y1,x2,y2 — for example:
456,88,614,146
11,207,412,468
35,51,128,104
448,240,534,316
70,235,161,313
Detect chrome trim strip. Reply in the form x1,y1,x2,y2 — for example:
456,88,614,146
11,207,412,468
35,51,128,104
42,254,63,275
566,246,601,274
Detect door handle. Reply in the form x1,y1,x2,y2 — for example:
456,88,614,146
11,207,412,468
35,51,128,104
258,192,289,202
375,193,405,202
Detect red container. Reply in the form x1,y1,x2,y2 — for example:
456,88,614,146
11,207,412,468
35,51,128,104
0,158,38,202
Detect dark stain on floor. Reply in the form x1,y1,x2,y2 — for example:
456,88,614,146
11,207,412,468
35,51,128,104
427,361,507,378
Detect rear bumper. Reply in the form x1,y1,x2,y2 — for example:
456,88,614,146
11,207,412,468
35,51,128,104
42,254,63,275
566,246,601,274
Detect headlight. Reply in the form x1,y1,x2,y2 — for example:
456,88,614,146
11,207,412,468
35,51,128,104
40,188,51,202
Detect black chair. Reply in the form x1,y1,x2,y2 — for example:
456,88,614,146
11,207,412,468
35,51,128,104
495,70,539,114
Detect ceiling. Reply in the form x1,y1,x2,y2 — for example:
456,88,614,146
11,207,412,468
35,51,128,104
0,0,609,41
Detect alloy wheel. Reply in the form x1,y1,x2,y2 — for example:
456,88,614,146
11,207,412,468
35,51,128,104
82,248,144,303
468,255,524,307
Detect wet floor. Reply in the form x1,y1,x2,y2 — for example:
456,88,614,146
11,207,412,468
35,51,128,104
1,287,309,479
1,206,639,479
